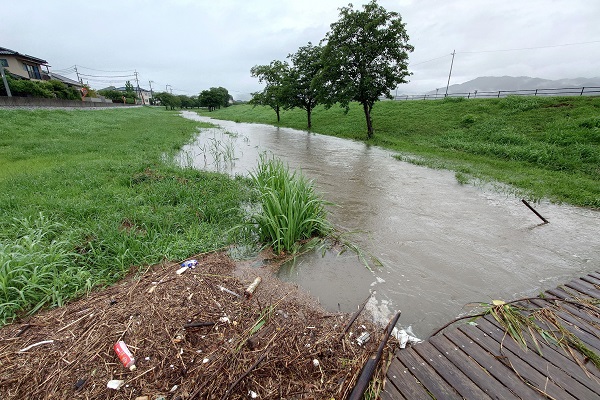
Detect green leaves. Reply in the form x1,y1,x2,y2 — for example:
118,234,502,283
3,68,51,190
248,154,332,254
317,0,413,137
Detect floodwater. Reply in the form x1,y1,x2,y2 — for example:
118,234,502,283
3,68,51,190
178,111,600,337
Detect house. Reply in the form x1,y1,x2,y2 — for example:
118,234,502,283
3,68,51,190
0,47,49,81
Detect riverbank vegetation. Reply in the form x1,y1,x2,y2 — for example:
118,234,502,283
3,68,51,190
197,95,600,209
248,155,332,254
0,107,257,325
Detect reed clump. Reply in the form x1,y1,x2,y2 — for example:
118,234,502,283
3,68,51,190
248,154,332,254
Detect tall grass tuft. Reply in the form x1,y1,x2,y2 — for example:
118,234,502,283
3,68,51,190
249,154,332,254
0,214,91,325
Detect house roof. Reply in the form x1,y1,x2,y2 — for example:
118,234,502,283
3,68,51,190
0,46,48,65
50,72,83,87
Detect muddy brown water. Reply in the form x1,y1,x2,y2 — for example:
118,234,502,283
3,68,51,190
179,111,600,337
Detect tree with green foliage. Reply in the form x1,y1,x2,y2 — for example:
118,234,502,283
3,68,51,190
153,91,180,109
250,60,291,122
287,42,323,129
317,0,413,138
199,87,231,111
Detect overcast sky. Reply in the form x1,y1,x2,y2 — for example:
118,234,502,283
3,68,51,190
3,0,599,100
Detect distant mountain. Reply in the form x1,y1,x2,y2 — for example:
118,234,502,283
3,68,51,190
427,76,600,95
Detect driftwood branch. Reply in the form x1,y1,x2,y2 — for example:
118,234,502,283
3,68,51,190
220,349,269,400
347,310,402,400
338,293,372,341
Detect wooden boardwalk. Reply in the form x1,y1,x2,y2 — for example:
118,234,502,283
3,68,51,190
381,273,600,399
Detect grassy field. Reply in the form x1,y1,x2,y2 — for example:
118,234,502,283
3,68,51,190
198,96,600,209
0,107,257,325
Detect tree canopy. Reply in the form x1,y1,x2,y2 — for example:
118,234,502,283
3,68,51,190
287,43,323,129
318,0,413,138
249,60,290,122
199,87,231,111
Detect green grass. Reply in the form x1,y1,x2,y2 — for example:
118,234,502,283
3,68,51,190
0,107,255,325
247,154,332,254
199,96,600,208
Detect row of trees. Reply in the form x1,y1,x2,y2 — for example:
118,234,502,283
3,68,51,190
153,87,232,110
250,0,413,138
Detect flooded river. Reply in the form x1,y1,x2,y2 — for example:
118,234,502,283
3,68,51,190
179,111,600,336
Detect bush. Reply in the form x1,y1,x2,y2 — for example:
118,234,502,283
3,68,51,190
0,74,82,99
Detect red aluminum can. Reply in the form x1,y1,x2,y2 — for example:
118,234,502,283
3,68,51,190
114,340,136,370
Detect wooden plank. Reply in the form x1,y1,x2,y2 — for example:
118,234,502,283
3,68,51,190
572,278,600,296
395,347,462,400
443,328,544,400
565,280,600,299
384,357,426,399
528,302,600,353
411,341,492,399
429,333,520,400
546,286,592,302
530,298,600,341
484,311,600,388
476,317,597,400
581,275,600,286
459,323,579,400
588,272,600,281
546,297,600,328
380,369,407,400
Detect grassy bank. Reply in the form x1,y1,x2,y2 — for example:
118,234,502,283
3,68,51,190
0,107,256,325
198,96,600,208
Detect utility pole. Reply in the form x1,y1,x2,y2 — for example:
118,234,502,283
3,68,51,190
1,67,12,97
75,65,82,85
444,50,455,97
148,80,154,105
134,70,143,105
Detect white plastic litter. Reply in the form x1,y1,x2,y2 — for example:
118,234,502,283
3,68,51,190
248,390,258,398
392,327,423,348
107,380,125,390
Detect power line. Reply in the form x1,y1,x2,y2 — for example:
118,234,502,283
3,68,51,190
409,54,451,66
76,65,136,73
459,39,600,54
78,73,136,78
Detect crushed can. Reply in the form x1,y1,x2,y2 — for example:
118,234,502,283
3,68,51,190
114,340,136,370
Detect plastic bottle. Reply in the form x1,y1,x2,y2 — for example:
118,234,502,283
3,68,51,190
114,340,136,370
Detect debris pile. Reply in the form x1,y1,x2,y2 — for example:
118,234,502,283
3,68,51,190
0,252,391,399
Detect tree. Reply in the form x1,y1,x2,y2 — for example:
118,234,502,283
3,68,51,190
287,42,323,129
250,60,290,122
318,0,413,138
153,91,178,109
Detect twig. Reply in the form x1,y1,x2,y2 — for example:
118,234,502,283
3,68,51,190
220,348,270,400
129,366,156,382
14,324,32,338
184,321,215,328
338,293,372,341
57,313,92,333
348,311,402,400
522,199,549,224
19,340,54,352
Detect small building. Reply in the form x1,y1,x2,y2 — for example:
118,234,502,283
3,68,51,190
0,47,49,81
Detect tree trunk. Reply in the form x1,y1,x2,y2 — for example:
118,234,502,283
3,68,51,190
363,102,373,139
276,105,280,122
307,108,312,129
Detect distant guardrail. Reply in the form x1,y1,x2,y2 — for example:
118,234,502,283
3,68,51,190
394,86,600,101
